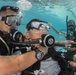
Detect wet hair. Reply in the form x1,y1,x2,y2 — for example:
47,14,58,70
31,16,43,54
0,5,19,13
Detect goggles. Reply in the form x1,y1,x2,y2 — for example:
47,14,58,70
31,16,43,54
0,14,21,26
27,21,50,32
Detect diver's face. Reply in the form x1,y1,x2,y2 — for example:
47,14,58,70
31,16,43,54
0,10,17,33
0,20,9,33
28,29,46,40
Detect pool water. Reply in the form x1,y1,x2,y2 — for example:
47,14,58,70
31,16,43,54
0,0,76,74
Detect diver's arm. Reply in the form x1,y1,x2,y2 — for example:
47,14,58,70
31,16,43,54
0,45,48,75
0,51,37,75
55,40,74,46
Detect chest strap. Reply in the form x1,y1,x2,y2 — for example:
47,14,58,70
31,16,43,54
0,36,10,55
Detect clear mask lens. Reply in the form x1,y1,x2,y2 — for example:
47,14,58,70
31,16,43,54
31,21,50,31
6,14,21,26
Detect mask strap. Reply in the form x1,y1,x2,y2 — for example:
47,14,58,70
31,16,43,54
0,16,2,20
38,24,43,29
0,16,6,21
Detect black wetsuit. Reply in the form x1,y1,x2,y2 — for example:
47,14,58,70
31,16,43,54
0,31,13,55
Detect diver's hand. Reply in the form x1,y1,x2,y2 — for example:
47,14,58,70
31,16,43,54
68,61,76,68
55,40,74,50
37,45,48,55
32,44,48,55
63,40,74,50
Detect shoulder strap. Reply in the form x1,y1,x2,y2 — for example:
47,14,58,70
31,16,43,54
0,36,10,55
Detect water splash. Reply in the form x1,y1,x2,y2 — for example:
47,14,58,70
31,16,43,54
16,0,32,11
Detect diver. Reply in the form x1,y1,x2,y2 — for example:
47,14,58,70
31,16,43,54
20,19,72,75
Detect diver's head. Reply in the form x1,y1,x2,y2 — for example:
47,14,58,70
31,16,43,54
25,19,50,40
67,20,76,31
0,5,21,33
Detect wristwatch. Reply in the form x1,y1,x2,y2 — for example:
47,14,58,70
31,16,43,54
35,48,44,60
31,46,44,60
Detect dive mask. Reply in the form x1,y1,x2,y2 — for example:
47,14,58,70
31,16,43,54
0,14,21,26
27,21,50,32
